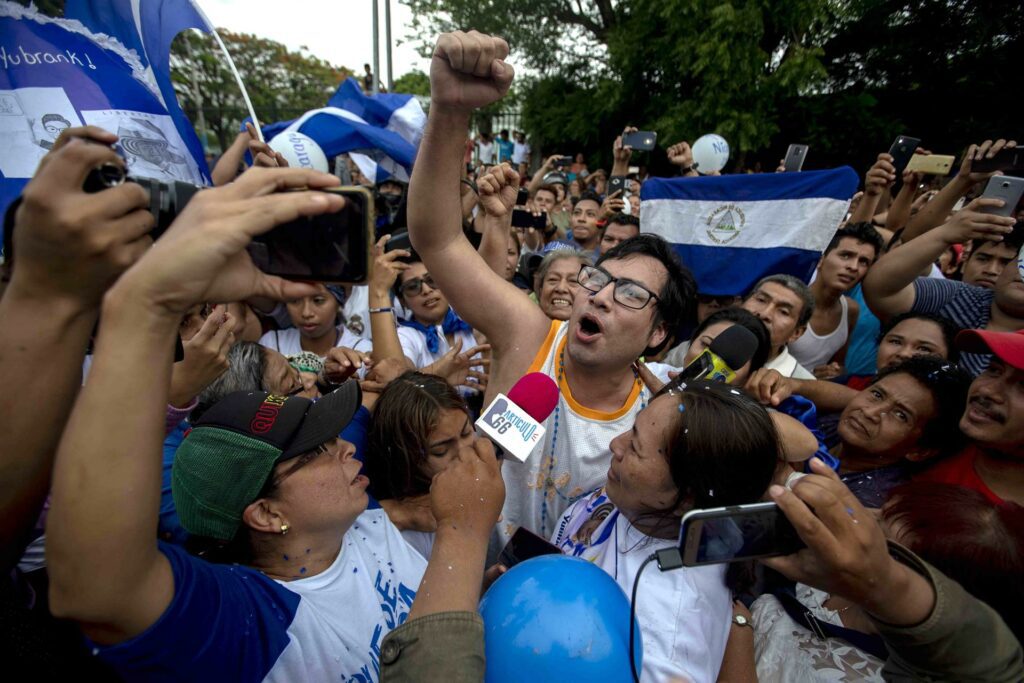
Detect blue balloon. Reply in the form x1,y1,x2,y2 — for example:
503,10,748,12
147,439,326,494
479,555,642,681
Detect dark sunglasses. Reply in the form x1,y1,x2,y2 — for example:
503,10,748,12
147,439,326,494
400,275,437,296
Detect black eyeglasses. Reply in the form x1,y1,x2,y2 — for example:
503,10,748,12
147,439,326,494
577,264,659,310
400,275,437,297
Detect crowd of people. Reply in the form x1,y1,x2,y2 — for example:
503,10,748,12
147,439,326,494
1,28,1022,683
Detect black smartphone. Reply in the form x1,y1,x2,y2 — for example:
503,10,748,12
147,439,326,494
783,144,809,172
384,230,412,253
607,175,627,196
512,208,548,230
247,186,373,284
978,176,1024,218
973,147,1024,174
888,135,922,175
516,187,530,206
553,156,573,168
498,527,562,568
622,130,657,151
679,502,805,566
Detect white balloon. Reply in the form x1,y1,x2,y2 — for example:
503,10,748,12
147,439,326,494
692,134,730,174
267,131,329,172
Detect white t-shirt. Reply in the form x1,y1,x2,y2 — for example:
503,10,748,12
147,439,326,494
751,583,885,682
512,141,531,164
96,508,427,682
788,296,851,370
259,326,373,358
765,346,816,380
477,140,495,164
340,286,410,341
396,324,478,370
553,489,732,683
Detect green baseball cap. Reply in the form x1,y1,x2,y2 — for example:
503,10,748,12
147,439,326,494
172,381,361,540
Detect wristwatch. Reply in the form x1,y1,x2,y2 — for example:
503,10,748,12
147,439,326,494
732,614,752,628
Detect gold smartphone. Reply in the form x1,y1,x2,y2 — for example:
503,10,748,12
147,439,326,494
905,154,955,175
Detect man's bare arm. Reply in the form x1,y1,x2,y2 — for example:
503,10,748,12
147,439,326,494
407,32,549,358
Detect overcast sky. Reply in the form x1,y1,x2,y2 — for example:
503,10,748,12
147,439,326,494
198,0,432,79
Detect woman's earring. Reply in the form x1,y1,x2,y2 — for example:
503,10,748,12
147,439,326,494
280,524,290,536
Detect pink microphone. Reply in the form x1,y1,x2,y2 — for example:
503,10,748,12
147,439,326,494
507,372,560,423
476,372,560,462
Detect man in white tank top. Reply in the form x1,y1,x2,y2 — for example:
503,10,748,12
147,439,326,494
405,31,696,545
790,224,883,377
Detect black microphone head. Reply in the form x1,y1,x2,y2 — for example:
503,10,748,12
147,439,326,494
707,324,759,371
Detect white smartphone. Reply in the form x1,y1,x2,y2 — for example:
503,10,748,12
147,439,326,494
679,502,805,566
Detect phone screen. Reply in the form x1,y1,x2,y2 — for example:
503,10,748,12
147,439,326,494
682,503,804,566
498,527,562,568
247,186,372,283
622,131,657,151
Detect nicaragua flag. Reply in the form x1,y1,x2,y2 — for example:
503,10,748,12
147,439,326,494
640,167,859,296
0,3,206,245
260,77,425,183
64,0,213,183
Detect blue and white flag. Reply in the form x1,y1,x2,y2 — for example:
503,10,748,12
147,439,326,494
261,77,425,184
640,167,859,295
0,3,206,245
64,0,212,183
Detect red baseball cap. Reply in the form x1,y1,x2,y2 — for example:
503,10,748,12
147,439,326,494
956,329,1024,370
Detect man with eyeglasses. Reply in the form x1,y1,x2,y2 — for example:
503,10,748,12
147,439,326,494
406,30,696,546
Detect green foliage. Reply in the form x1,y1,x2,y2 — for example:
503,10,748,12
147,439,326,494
170,30,353,150
393,70,431,97
403,0,1022,174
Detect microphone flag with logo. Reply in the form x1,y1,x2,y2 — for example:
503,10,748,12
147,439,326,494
640,167,859,295
476,373,560,463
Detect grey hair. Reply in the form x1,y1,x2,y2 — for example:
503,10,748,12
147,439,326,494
535,249,594,288
192,342,267,422
745,274,815,327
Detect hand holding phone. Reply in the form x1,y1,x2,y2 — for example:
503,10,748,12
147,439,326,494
971,144,1022,174
622,130,657,152
761,458,937,627
782,144,809,172
887,135,921,175
977,176,1024,218
905,153,954,176
679,502,805,566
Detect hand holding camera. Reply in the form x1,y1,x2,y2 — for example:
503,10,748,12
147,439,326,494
12,127,153,307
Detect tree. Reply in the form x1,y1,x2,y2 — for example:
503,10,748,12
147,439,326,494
170,30,353,150
392,70,431,97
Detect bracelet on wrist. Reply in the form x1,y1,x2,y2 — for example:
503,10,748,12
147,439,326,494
369,307,394,314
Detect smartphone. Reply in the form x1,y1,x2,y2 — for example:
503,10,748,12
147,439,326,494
247,186,373,284
888,135,922,175
978,176,1024,218
512,208,548,230
783,144,809,172
679,502,805,567
607,175,628,196
622,130,657,151
498,527,562,568
553,156,573,168
905,154,955,176
516,187,530,206
384,230,412,253
973,147,1024,174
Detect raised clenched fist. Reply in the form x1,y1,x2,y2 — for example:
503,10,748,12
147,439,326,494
430,31,514,113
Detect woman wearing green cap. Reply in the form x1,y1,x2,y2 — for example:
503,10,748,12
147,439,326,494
45,166,504,682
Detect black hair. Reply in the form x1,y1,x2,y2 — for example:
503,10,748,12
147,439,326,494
969,225,1024,256
825,221,884,259
573,190,602,209
877,312,961,363
872,355,971,455
597,234,697,355
606,213,640,230
690,308,771,373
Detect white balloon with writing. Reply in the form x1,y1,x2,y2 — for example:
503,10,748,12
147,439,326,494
692,134,730,174
268,131,329,172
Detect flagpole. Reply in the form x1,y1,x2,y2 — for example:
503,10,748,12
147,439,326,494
192,6,264,141
372,0,381,95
